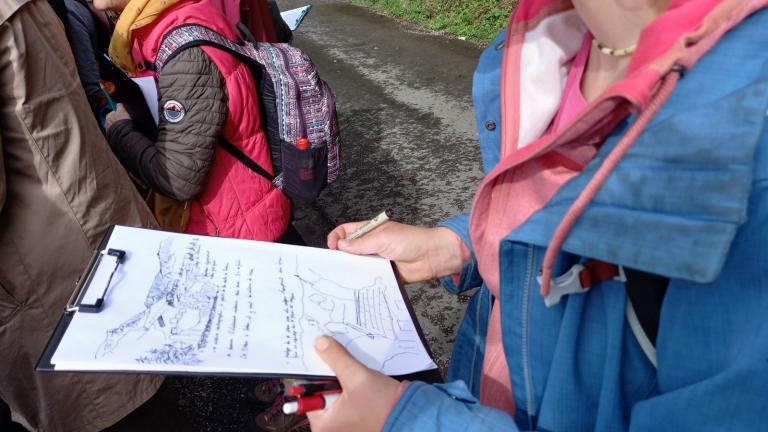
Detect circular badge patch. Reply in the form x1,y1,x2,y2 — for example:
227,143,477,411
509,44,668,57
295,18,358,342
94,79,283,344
163,100,186,123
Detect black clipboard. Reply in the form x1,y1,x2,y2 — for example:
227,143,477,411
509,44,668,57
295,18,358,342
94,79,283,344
37,225,118,372
99,53,159,140
36,226,442,384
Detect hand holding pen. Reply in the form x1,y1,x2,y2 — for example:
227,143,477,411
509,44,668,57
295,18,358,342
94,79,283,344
280,380,343,415
303,336,400,432
282,389,342,415
346,210,390,240
326,210,466,283
284,380,342,397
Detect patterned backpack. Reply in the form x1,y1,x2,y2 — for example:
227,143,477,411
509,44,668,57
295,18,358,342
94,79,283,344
154,23,340,202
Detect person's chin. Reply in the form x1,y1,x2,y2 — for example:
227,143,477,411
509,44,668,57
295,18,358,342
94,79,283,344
92,0,129,13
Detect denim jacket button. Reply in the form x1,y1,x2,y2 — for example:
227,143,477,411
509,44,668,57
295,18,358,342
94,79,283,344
484,120,497,131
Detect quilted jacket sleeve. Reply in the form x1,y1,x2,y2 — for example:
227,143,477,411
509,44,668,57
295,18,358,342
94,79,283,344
107,46,228,201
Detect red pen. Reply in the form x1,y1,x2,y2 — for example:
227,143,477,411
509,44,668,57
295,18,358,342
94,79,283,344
282,390,342,415
285,381,341,396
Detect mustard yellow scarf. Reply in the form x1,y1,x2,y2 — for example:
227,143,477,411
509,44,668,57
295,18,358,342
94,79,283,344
109,0,183,75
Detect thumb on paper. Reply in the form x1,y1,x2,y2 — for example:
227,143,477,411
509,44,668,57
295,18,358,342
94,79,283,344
315,336,368,387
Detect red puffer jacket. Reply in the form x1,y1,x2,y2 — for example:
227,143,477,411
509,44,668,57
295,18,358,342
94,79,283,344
132,0,290,240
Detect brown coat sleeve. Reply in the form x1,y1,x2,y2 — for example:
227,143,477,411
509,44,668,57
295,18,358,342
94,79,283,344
107,46,228,201
0,130,5,213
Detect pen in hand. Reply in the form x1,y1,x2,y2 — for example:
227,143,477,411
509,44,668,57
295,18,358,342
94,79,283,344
285,381,341,396
282,390,341,415
347,210,389,240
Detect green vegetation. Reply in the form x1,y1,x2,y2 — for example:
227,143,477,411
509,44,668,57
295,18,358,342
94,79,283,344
352,0,518,43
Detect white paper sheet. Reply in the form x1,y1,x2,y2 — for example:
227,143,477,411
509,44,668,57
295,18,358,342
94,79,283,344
280,5,312,31
131,76,159,125
51,226,436,377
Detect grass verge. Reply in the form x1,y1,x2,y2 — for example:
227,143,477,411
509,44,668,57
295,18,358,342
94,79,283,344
352,0,518,43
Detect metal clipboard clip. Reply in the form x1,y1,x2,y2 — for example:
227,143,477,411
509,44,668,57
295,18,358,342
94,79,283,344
65,248,126,313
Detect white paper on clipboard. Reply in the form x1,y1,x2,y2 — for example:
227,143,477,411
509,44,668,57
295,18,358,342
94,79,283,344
131,76,159,125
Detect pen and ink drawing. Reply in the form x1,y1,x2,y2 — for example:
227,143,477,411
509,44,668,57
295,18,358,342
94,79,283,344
291,260,422,373
86,232,427,374
96,238,220,365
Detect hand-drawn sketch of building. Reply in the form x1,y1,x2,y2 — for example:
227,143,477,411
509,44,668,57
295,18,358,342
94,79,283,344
294,269,422,372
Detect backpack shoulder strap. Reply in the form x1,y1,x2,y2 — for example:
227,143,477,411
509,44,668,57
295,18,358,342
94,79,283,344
154,24,261,72
218,139,274,181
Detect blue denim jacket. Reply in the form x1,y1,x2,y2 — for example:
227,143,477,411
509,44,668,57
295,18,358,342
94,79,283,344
384,10,768,432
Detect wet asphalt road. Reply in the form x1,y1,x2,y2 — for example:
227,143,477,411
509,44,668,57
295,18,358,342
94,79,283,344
285,0,485,372
168,2,485,430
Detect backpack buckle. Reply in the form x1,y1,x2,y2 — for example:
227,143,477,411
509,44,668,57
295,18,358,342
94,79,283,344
539,264,586,307
538,261,625,308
